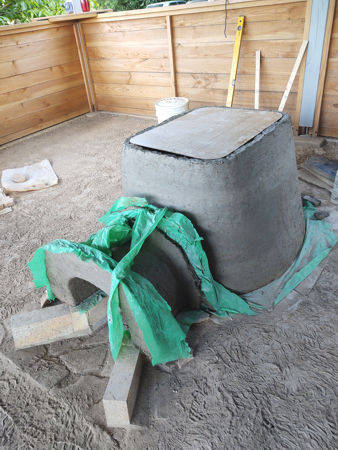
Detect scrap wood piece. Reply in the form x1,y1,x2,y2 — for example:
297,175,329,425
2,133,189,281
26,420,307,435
103,337,143,428
255,50,260,109
0,207,12,216
278,40,308,112
0,188,14,210
11,294,108,350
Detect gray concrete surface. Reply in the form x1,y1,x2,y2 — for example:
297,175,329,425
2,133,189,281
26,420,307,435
123,109,305,293
0,112,337,449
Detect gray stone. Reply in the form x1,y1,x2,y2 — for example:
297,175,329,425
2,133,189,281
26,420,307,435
123,107,305,293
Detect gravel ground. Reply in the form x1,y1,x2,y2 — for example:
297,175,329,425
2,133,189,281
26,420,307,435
0,112,337,449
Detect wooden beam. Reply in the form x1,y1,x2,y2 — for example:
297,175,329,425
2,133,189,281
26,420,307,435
166,15,177,97
11,295,108,350
49,12,97,23
254,50,260,109
79,0,307,24
103,337,143,428
73,22,96,111
311,0,336,135
278,40,308,112
295,0,312,131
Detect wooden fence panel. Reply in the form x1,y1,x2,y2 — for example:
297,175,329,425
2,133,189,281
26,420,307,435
84,0,306,120
83,16,171,115
0,0,336,142
0,23,88,145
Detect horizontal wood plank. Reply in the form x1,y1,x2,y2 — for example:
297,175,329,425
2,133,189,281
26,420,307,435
320,94,338,113
0,85,87,122
92,71,171,86
172,3,305,28
1,94,88,138
0,34,75,63
89,58,169,73
318,126,338,138
174,20,304,43
97,104,155,116
94,83,172,98
0,73,84,107
96,94,160,110
87,44,168,60
0,107,88,145
177,72,299,92
176,56,297,75
175,39,304,59
0,45,79,79
0,25,73,48
83,17,166,35
84,28,167,46
0,61,82,95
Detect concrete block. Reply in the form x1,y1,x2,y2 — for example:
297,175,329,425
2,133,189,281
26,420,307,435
123,107,305,293
103,341,142,428
43,229,202,355
11,296,108,350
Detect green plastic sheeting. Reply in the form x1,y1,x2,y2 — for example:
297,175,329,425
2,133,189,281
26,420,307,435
28,197,337,366
243,201,338,309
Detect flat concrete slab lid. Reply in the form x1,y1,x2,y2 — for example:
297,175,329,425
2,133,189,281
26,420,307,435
130,107,282,160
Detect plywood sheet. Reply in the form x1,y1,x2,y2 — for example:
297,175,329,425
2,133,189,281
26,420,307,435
130,107,282,160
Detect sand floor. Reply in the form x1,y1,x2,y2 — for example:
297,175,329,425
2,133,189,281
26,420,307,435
0,112,337,449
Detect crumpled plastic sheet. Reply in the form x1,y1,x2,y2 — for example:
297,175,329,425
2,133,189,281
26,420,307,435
28,198,337,365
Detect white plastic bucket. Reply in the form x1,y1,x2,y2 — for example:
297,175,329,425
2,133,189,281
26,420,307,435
155,97,189,123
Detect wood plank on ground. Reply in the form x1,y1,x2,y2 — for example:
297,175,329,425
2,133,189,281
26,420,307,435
11,296,108,349
103,338,143,428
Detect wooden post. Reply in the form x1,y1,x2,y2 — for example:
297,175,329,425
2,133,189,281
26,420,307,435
295,0,313,132
166,15,177,97
73,21,96,112
254,50,260,109
278,40,308,112
311,0,336,135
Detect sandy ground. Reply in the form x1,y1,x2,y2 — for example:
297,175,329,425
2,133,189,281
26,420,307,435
0,112,337,449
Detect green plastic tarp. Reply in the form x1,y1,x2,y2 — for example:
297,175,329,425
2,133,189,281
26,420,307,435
28,197,337,365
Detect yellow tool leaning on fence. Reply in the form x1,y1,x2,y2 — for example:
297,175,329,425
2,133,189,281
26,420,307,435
226,16,245,108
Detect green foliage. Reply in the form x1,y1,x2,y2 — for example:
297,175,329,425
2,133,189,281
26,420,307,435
95,0,152,11
0,0,66,25
0,0,100,25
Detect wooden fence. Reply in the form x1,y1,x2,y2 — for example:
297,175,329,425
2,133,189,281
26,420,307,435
0,0,337,145
0,22,89,145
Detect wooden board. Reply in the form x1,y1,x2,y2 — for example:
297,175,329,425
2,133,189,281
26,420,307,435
130,107,282,160
48,13,97,23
